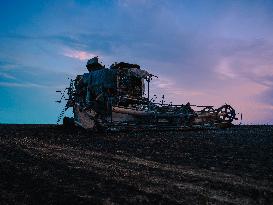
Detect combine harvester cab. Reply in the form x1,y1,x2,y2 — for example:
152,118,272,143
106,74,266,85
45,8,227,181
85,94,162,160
57,57,238,131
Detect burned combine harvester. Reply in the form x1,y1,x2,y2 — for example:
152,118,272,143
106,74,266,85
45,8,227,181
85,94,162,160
57,57,237,131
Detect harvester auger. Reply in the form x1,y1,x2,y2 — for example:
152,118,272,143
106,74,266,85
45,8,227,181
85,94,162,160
56,57,238,131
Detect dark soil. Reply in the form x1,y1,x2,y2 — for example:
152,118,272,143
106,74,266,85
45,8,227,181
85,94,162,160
0,125,273,204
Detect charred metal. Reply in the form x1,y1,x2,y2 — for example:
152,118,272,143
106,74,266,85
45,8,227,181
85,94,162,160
57,57,238,131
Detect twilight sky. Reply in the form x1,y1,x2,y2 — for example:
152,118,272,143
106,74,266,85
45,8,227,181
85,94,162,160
0,0,273,124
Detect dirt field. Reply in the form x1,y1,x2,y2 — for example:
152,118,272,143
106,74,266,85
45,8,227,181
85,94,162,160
0,125,272,204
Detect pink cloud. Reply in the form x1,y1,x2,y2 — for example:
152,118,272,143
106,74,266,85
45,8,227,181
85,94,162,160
63,49,96,60
215,58,237,79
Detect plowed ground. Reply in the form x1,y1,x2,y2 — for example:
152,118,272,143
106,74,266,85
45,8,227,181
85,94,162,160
0,125,272,204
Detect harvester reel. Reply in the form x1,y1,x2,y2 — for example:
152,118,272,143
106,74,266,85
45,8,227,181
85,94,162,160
217,104,236,123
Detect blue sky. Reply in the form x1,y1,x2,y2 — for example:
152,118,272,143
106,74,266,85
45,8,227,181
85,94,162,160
0,0,273,124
